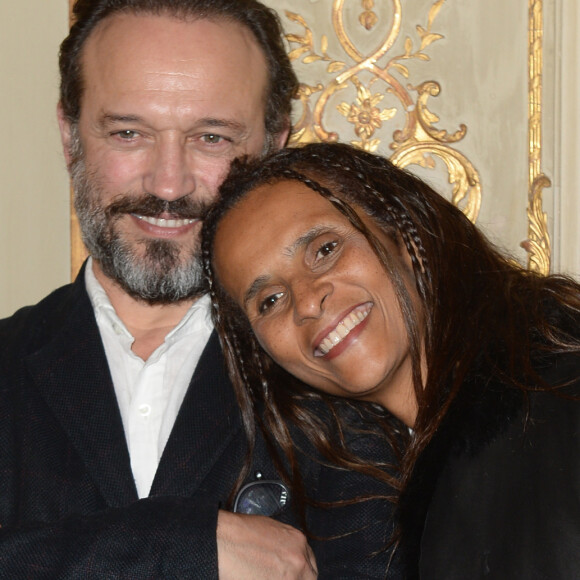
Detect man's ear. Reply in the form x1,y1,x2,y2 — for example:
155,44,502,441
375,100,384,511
57,102,73,168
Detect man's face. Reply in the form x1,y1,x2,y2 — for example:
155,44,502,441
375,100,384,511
59,13,280,303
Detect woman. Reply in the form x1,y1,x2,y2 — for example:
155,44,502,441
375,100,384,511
202,142,580,578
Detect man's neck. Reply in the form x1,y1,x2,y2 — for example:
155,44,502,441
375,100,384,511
92,261,198,361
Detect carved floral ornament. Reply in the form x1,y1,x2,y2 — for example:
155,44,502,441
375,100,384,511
68,0,551,276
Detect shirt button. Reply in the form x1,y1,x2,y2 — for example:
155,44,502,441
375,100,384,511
138,404,151,417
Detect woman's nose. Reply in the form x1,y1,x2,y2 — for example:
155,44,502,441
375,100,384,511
292,278,333,324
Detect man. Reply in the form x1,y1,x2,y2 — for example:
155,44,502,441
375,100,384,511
0,0,398,577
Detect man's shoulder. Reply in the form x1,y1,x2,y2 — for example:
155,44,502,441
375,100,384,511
0,279,89,359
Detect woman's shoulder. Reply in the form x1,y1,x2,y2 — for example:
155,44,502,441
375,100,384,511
401,348,580,578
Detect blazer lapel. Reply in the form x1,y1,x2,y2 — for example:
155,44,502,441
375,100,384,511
150,332,244,497
25,275,137,507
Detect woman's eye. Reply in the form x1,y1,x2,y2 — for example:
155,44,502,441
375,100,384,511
316,241,338,259
259,292,284,313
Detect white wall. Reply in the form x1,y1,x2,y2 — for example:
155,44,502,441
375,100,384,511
0,2,70,319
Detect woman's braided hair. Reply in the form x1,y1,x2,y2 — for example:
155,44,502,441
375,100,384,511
202,141,580,511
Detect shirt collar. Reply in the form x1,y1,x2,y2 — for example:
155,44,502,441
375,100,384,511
85,257,214,345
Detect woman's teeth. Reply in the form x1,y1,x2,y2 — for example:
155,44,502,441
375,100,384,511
134,215,197,228
316,305,371,356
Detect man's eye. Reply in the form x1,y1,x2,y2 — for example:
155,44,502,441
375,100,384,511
316,241,338,259
259,292,284,313
201,134,225,144
114,130,138,140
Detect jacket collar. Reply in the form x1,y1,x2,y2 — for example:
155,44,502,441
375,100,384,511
150,331,244,497
24,264,243,504
25,266,138,506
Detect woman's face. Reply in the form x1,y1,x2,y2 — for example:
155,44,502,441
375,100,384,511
213,179,420,424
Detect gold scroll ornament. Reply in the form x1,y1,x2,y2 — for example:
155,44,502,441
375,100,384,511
287,0,481,223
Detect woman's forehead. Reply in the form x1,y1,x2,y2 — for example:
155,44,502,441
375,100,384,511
223,179,343,227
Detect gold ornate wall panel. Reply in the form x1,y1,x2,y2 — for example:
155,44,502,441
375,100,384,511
284,0,481,223
263,0,554,273
68,0,554,275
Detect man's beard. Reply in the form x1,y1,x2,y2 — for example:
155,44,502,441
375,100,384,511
70,152,211,305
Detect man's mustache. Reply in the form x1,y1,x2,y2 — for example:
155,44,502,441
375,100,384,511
105,193,212,221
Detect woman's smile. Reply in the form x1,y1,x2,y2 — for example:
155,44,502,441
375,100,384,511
314,302,373,358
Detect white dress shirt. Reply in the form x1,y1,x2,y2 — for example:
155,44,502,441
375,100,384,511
85,259,214,498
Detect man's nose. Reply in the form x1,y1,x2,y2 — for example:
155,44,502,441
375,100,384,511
292,277,333,324
143,137,196,202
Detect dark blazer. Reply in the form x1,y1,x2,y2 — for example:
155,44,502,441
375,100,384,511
0,270,401,578
398,350,580,579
